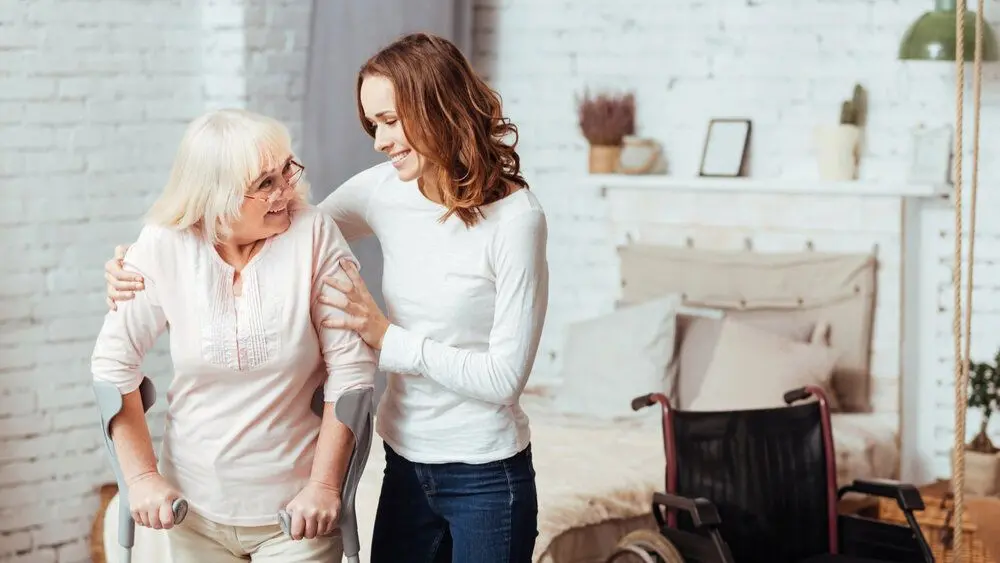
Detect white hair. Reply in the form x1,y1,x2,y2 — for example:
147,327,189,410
145,108,310,243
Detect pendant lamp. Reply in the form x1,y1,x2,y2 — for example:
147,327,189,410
898,0,999,61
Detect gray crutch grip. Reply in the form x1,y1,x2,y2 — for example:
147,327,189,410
278,508,292,536
94,377,189,560
279,385,374,561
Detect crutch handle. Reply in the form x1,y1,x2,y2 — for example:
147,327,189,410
275,508,341,539
118,497,189,534
172,498,189,525
277,509,292,537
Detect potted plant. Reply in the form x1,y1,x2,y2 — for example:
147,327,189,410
965,349,1000,495
815,83,866,181
577,90,636,174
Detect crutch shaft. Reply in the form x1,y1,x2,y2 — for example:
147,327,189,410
95,378,188,560
277,386,373,561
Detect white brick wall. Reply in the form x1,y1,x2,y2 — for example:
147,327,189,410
4,0,1000,559
0,1,307,560
471,0,1000,482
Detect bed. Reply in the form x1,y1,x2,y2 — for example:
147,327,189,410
97,243,902,563
99,405,899,563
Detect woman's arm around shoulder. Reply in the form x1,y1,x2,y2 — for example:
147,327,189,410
379,206,549,406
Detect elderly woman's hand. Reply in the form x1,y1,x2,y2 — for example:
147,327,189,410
127,472,182,530
319,259,389,350
284,480,342,540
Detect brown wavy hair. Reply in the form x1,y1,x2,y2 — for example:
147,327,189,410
356,32,528,227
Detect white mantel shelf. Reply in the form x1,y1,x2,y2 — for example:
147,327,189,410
587,174,951,199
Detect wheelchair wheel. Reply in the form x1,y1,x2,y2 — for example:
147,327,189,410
605,528,686,563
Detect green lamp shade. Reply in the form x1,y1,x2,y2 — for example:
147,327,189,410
899,10,1000,61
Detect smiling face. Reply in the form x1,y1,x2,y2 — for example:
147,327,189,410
360,75,426,182
228,156,302,244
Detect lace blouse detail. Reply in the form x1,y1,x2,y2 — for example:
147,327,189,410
200,263,274,372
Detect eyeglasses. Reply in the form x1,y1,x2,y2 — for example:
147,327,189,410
245,158,305,203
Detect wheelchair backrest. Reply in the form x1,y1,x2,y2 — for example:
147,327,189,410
670,402,833,563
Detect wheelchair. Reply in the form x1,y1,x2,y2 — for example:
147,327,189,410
94,378,374,563
610,385,935,563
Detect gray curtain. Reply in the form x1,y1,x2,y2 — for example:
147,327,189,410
302,0,473,404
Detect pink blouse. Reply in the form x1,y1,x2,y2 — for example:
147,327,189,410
91,206,376,526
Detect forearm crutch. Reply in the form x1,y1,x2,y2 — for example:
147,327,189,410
278,386,375,563
94,377,188,563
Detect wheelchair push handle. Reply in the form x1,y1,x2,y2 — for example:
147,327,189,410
631,392,672,412
782,387,811,404
631,393,655,411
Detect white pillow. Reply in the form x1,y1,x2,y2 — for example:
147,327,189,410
553,294,681,420
688,317,840,411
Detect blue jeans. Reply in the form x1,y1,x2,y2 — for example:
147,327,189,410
370,443,538,563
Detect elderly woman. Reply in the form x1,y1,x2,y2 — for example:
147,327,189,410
91,108,376,562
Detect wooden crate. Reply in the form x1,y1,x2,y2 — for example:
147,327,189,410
877,482,996,563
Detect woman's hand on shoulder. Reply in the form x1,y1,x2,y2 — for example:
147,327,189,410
319,260,389,349
105,243,144,311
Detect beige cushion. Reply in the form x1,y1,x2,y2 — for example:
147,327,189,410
554,294,681,420
672,311,818,410
619,244,876,412
688,318,841,411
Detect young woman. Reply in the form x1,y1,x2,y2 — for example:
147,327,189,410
93,108,376,562
104,32,548,563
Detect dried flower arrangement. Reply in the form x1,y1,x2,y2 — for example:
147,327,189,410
577,90,636,173
577,90,636,146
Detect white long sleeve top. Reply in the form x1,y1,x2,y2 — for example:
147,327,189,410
319,162,549,464
90,206,376,525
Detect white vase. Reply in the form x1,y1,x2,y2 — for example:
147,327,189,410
815,124,861,181
617,136,667,175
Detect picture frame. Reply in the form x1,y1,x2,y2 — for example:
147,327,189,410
699,118,752,177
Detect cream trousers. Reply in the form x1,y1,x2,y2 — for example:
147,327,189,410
168,508,344,563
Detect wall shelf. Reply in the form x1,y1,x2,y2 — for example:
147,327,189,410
585,174,951,199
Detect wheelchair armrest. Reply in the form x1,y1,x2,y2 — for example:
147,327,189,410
838,478,925,512
838,478,934,563
652,492,722,528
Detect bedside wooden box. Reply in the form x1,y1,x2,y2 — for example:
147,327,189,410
876,480,1000,563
